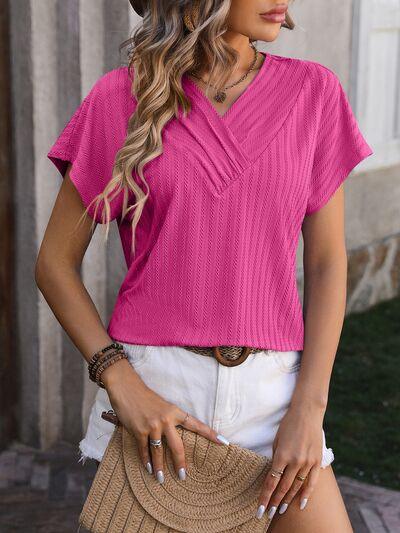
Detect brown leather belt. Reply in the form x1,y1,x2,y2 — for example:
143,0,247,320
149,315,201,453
182,345,270,367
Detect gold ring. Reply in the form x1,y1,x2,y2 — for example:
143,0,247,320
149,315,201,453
270,469,284,477
296,474,307,482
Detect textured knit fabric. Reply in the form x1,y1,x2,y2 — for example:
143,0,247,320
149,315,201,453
47,51,373,350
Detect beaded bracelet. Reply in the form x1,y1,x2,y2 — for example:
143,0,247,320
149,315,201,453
94,352,128,389
88,342,124,369
87,342,128,388
93,349,126,383
89,347,125,383
91,350,128,389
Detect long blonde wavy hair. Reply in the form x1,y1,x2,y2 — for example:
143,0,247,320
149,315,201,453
78,0,295,258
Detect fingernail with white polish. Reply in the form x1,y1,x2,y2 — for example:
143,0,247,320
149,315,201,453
178,467,186,480
268,506,277,519
216,434,230,445
279,502,288,514
156,470,164,484
256,504,266,519
146,462,153,474
300,498,308,510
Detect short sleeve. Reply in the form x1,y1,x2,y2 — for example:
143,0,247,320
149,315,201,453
305,66,374,216
47,68,131,223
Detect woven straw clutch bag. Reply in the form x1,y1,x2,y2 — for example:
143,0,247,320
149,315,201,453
79,424,274,532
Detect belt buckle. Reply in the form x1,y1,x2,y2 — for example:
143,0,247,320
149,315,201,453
212,346,252,367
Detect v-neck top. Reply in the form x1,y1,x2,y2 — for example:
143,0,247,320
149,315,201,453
47,51,373,350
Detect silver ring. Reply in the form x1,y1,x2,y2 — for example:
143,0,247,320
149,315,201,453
149,438,162,448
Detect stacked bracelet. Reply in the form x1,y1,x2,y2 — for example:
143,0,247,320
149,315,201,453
88,342,124,368
89,346,124,382
88,342,128,388
94,352,127,388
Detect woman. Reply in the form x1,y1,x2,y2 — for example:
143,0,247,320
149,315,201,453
36,0,373,530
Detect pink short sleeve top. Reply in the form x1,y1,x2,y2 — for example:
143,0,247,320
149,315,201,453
47,52,374,350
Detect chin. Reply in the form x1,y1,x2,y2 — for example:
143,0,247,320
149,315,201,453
252,27,282,42
251,31,279,43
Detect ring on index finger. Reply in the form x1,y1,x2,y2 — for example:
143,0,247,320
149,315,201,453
149,438,162,449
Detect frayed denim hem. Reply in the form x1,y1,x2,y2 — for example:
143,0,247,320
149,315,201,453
321,446,335,468
78,439,104,465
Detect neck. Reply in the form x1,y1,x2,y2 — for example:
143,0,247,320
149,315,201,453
223,33,258,73
193,36,262,83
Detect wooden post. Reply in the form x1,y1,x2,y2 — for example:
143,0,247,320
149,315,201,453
0,0,18,448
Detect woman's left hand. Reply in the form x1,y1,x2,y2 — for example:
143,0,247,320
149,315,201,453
256,402,325,520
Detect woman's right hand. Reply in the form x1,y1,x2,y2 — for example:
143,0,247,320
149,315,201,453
100,358,229,483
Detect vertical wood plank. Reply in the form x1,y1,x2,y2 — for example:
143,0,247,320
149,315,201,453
79,0,108,436
56,0,85,444
0,0,18,449
9,0,40,447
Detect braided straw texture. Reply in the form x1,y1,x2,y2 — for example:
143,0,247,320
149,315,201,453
79,425,274,532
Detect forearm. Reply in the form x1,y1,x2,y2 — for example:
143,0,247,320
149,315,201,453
290,257,347,413
35,257,117,363
35,257,144,390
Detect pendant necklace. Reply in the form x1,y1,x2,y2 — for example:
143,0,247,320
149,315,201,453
190,44,260,103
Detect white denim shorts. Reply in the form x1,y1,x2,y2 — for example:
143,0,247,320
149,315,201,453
79,343,334,468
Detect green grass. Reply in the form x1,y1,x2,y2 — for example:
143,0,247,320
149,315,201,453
324,296,400,490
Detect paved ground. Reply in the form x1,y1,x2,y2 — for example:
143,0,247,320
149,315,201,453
0,441,399,532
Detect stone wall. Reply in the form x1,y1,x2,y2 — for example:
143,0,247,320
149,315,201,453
347,233,400,312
